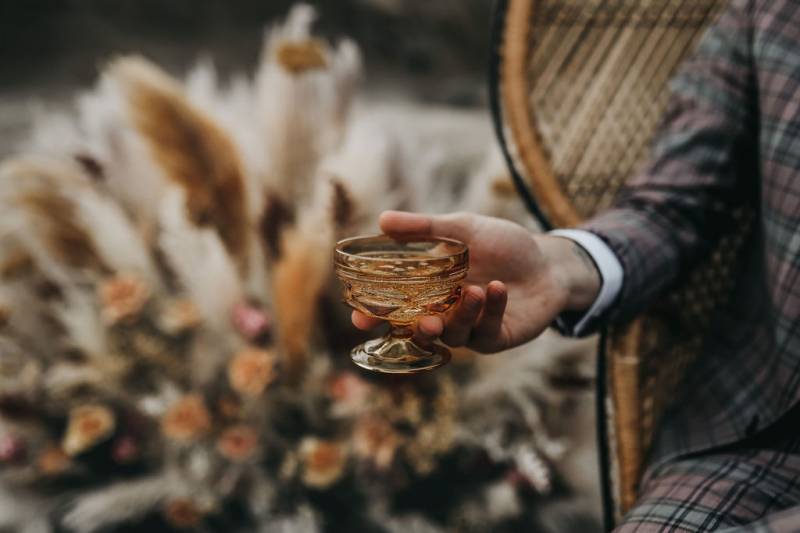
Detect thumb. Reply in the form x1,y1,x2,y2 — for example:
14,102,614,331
378,211,473,242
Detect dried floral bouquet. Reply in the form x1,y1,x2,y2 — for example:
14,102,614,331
0,5,582,532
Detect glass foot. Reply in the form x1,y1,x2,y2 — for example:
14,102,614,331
350,334,451,374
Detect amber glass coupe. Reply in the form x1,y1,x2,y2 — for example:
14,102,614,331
334,235,469,373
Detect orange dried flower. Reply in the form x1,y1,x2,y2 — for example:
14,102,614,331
162,394,212,442
159,299,201,334
217,425,259,462
99,274,150,324
62,405,116,456
38,445,70,475
275,40,327,74
353,416,401,471
228,348,276,396
299,437,346,489
164,498,203,529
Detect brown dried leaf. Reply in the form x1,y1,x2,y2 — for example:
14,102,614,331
62,405,116,456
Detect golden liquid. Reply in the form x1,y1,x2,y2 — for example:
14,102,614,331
338,252,465,324
347,250,460,277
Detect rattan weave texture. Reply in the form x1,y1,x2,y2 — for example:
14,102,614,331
492,0,752,525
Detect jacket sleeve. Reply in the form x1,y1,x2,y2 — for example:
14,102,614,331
579,0,759,326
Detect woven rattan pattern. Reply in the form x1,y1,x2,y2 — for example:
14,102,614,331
527,0,723,220
507,0,754,520
639,208,754,458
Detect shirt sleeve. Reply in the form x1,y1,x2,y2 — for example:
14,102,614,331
549,229,624,337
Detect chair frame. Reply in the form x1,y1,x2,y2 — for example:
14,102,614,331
489,0,734,528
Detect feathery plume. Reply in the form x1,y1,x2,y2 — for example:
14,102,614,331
271,188,333,382
62,476,171,532
257,5,362,201
12,181,104,273
112,56,249,265
158,189,243,331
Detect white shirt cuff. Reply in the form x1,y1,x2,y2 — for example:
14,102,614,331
549,229,624,336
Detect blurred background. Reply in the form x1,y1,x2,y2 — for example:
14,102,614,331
0,0,492,157
0,2,602,532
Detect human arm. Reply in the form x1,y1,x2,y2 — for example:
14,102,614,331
352,210,602,353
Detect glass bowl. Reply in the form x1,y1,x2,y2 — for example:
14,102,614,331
334,235,469,373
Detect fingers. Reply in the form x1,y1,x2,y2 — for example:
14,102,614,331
352,280,510,353
351,310,383,331
441,285,485,347
379,211,474,242
378,211,434,236
470,281,508,352
413,315,444,345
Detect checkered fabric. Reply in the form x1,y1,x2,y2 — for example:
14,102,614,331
582,0,800,470
616,409,800,531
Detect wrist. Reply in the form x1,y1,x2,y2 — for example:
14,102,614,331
537,235,602,312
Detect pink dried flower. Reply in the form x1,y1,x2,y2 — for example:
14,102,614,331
112,435,140,464
0,434,26,462
327,372,370,417
217,425,259,462
231,302,271,341
99,274,150,324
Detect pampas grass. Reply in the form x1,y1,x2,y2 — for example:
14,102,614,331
0,3,600,531
257,5,361,202
113,57,250,266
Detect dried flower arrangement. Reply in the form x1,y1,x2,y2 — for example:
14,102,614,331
0,4,598,532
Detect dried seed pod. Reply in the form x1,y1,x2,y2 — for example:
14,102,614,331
62,404,116,456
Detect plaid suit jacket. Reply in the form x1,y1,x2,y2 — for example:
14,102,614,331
582,0,800,468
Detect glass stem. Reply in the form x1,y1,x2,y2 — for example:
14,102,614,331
389,323,414,340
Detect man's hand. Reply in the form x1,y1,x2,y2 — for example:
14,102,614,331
351,211,602,353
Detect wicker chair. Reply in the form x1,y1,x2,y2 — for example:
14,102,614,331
489,0,752,528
